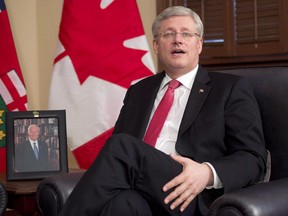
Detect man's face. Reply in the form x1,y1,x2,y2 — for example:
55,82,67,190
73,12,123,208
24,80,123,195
153,16,203,77
28,126,39,141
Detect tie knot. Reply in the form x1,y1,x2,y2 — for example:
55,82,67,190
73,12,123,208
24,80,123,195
169,80,181,90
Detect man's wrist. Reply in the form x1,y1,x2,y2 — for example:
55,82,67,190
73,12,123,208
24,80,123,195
202,163,214,187
203,162,224,189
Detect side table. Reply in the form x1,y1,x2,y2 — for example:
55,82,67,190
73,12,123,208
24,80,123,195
0,172,41,216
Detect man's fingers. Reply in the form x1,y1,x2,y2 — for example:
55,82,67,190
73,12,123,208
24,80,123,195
164,181,195,206
163,173,182,192
169,154,186,165
164,182,184,203
168,188,196,211
163,155,190,192
163,156,209,212
180,194,195,212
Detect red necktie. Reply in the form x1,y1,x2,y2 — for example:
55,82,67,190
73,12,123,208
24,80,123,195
144,80,181,146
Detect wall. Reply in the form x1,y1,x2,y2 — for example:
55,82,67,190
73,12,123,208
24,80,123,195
5,0,157,168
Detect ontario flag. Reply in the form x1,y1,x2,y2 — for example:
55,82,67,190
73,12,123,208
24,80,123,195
49,0,155,169
0,0,28,172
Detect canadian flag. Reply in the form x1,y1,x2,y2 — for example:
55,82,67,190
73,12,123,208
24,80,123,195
49,0,155,169
0,0,28,172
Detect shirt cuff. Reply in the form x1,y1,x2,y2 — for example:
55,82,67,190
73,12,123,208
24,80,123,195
204,162,223,189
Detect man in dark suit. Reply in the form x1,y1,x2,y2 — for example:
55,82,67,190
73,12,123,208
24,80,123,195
60,6,267,216
15,124,49,172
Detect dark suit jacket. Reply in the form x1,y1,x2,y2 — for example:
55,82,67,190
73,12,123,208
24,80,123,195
113,65,267,214
15,140,49,172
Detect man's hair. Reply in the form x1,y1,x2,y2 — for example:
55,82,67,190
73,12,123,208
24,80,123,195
28,124,40,133
152,6,204,39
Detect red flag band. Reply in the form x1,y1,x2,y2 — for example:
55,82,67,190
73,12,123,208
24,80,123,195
0,0,28,171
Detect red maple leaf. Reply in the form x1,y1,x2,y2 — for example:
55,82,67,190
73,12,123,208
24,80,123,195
58,0,153,88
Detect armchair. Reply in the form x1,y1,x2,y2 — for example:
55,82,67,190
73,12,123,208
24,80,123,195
0,181,8,216
208,66,288,216
37,67,288,216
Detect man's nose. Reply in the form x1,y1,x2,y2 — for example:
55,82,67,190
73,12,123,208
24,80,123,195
173,34,183,44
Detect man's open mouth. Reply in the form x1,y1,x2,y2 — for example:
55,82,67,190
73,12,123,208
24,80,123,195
171,49,185,54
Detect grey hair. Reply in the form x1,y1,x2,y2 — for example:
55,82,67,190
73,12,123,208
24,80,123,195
28,124,40,133
152,6,204,39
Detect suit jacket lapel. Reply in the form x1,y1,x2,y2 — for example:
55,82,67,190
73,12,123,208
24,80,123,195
136,73,165,139
178,66,211,137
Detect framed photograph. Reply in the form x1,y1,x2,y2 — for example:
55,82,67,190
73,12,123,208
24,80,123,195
6,110,68,180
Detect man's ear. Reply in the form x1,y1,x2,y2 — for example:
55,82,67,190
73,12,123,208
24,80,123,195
197,38,203,54
153,39,159,55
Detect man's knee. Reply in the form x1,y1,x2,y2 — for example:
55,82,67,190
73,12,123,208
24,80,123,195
100,190,152,216
104,133,144,154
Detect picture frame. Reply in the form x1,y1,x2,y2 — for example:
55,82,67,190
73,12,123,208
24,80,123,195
6,110,68,180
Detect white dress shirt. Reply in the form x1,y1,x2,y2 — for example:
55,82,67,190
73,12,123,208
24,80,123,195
29,139,39,149
146,65,223,189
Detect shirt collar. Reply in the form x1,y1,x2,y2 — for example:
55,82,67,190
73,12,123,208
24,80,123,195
161,64,199,90
29,139,38,145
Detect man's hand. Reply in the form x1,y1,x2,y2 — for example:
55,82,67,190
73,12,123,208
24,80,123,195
163,154,213,212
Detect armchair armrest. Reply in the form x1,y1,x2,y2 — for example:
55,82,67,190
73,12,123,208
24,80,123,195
0,181,8,216
36,170,85,216
208,178,288,216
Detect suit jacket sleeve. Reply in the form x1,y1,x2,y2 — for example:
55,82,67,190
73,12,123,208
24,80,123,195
209,76,267,193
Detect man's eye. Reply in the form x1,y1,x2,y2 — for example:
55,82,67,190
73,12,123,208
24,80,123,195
182,32,192,37
163,32,175,38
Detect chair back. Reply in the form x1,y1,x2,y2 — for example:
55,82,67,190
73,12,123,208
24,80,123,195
216,67,288,180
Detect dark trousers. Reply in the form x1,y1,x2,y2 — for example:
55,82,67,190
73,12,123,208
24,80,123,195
59,133,199,216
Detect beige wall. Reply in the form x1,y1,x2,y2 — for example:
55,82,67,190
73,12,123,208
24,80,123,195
5,0,157,168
